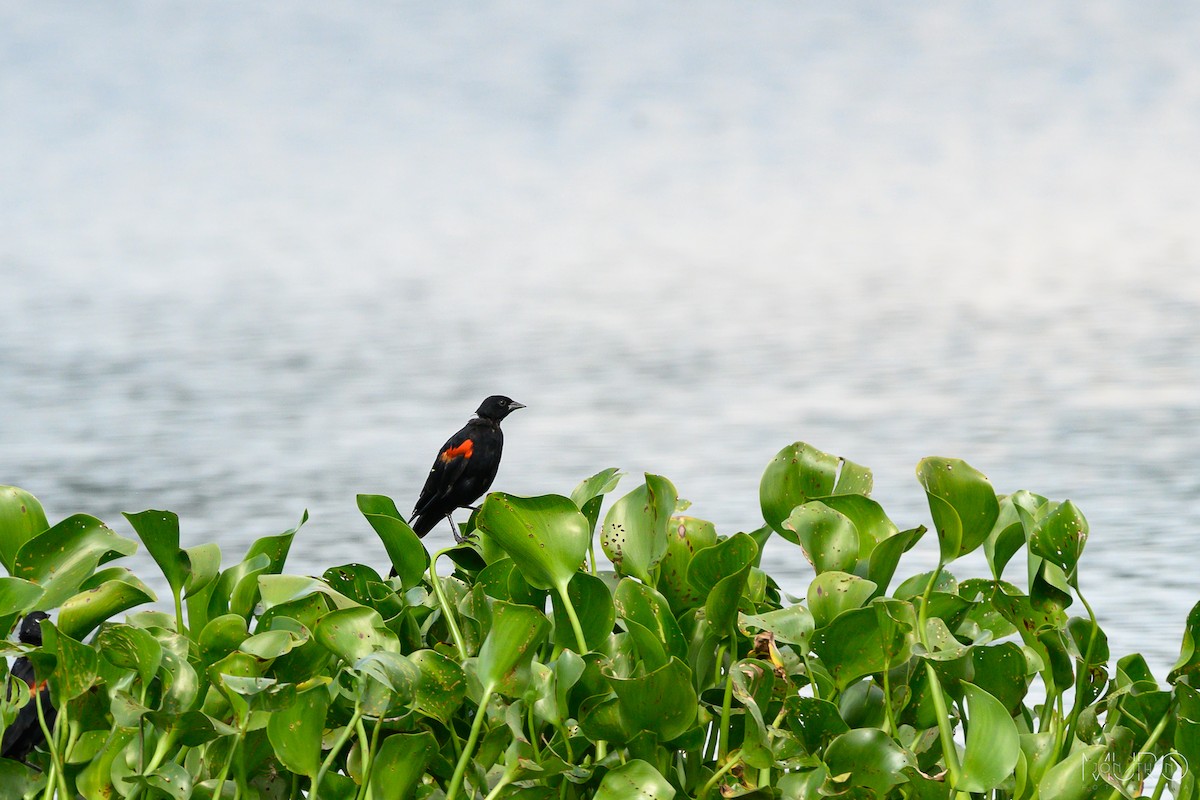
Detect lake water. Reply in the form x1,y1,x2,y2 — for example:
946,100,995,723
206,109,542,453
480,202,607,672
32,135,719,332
2,3,1198,677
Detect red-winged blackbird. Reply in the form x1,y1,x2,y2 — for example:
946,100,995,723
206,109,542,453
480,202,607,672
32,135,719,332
2,611,55,762
409,395,524,541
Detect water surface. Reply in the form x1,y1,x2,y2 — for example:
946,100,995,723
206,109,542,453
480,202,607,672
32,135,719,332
2,2,1198,675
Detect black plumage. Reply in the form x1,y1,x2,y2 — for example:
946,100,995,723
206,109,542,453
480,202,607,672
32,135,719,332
2,611,54,762
410,395,524,541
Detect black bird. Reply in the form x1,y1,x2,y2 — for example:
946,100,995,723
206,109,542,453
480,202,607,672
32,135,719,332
2,611,55,762
410,395,524,541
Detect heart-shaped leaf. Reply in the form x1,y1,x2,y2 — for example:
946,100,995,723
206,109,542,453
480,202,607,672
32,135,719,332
601,475,677,584
607,656,698,741
784,502,859,574
594,759,676,800
958,681,1021,792
917,457,999,563
0,486,49,575
1029,500,1088,585
477,493,590,594
13,515,138,610
476,600,550,697
358,494,429,588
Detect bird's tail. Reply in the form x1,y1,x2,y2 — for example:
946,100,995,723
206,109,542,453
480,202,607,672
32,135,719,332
409,512,439,538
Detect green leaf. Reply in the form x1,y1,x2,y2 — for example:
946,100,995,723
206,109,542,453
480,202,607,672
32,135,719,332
811,605,910,691
814,494,898,559
411,649,467,722
1169,600,1200,683
551,571,615,652
143,762,193,800
1029,500,1088,585
37,620,99,704
123,509,189,599
917,457,999,563
183,542,222,596
657,516,718,613
570,468,622,511
244,511,305,574
265,678,329,778
705,562,753,636
601,474,677,584
477,493,590,593
785,695,849,755
607,656,698,741
970,642,1030,715
368,731,438,799
12,514,138,609
740,605,815,649
807,571,877,629
958,682,1021,792
687,531,758,596
866,526,926,596
823,728,914,796
357,494,429,588
75,727,138,800
96,623,163,687
315,607,398,664
985,496,1026,581
0,577,44,636
199,613,250,667
614,579,687,661
354,650,419,715
594,759,676,800
760,442,843,533
783,502,859,574
476,600,551,697
1036,744,1106,800
159,644,200,714
0,485,49,575
58,575,157,640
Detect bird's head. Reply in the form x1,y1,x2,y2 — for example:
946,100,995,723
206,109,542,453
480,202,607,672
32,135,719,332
18,611,49,646
476,395,525,422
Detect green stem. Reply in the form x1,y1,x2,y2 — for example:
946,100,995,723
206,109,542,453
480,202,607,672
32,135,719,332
446,687,494,800
144,728,180,776
718,635,736,761
925,662,963,788
528,703,542,760
353,716,373,800
1059,588,1100,758
483,763,520,800
212,724,247,800
800,650,822,700
556,581,590,654
917,560,963,789
881,664,896,736
429,549,469,660
314,704,363,800
1105,706,1173,800
173,587,186,637
698,750,742,800
37,690,69,800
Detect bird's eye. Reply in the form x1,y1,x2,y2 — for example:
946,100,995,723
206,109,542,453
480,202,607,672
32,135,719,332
500,399,508,406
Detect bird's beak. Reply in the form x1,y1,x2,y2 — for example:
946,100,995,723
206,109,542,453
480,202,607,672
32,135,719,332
509,402,526,411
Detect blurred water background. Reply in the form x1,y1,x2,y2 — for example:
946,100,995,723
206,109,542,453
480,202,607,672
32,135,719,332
2,3,1198,676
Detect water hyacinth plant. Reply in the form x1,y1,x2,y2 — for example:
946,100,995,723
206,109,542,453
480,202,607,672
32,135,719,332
1,442,1197,799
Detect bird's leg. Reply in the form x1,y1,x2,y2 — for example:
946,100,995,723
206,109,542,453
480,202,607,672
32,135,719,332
448,511,478,544
447,512,468,544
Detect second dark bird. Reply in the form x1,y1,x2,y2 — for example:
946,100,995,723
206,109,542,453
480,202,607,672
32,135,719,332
2,611,55,762
409,395,524,541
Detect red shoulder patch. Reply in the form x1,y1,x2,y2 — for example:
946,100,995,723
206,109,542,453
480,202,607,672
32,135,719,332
440,439,474,462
